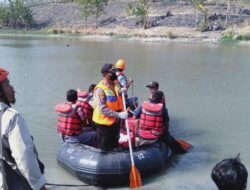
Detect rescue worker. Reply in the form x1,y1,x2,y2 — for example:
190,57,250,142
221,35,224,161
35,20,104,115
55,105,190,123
115,59,138,110
115,59,133,89
134,90,186,154
0,67,47,190
146,81,166,106
55,89,96,145
92,63,128,150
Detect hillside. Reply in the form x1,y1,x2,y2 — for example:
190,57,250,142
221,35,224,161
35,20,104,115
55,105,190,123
18,1,250,41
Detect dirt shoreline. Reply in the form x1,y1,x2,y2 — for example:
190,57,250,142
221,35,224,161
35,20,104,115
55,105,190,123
1,27,250,46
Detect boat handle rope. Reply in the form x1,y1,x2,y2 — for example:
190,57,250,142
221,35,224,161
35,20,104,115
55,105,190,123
45,182,92,187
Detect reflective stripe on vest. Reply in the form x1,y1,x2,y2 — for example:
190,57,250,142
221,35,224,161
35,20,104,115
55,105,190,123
138,101,164,139
56,103,82,135
92,80,122,126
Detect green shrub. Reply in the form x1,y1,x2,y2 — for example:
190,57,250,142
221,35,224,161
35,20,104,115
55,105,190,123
234,34,250,41
166,31,177,39
221,30,235,41
196,20,208,32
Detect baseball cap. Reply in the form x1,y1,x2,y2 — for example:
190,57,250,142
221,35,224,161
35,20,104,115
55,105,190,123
146,81,159,89
101,63,116,74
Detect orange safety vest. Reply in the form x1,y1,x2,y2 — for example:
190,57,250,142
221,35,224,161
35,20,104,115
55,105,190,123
92,80,123,126
138,101,164,139
55,102,82,135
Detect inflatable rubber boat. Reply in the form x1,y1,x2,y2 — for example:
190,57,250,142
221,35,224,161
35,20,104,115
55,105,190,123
57,141,171,187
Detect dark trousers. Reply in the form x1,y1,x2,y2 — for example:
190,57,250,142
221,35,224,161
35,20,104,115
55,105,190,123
160,130,186,154
94,121,120,151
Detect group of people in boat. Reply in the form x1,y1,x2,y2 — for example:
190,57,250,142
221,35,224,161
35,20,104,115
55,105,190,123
0,66,248,190
55,59,186,153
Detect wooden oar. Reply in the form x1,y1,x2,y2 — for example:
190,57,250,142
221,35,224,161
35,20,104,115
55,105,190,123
121,92,142,188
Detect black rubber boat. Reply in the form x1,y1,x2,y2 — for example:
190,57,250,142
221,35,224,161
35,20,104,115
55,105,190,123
57,141,171,187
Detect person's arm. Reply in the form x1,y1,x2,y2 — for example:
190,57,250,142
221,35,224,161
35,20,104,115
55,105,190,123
95,88,119,118
133,105,142,119
126,78,133,89
8,112,46,190
117,75,127,88
75,106,85,121
118,75,133,89
162,107,170,130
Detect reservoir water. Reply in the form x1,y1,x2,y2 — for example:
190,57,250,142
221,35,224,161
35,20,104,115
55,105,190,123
1,36,250,190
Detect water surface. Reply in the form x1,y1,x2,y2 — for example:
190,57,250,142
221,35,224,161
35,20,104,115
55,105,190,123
1,36,250,190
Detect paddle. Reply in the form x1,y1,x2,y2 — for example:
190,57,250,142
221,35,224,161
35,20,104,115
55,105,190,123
121,92,142,189
176,139,193,151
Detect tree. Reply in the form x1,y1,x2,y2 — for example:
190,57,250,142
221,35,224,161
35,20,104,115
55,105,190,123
127,0,149,29
77,0,108,28
191,0,208,31
0,0,35,28
77,0,93,28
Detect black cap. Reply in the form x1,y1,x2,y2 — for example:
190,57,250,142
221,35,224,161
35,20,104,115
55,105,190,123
146,81,159,89
101,63,116,74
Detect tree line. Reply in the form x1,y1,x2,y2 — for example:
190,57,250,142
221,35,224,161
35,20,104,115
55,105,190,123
0,0,34,28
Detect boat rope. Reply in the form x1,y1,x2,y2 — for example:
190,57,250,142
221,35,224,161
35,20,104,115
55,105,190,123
131,82,137,109
45,182,92,187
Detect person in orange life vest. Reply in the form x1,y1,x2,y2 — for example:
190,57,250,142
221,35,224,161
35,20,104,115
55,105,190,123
134,90,186,153
76,89,93,127
56,89,96,145
92,63,128,150
146,81,166,107
87,84,96,109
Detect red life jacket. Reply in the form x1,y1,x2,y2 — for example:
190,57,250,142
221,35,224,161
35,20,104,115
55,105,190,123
55,102,82,136
76,91,93,125
138,101,164,139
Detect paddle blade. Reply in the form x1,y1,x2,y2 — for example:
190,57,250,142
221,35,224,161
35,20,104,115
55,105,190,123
130,165,142,189
176,139,192,151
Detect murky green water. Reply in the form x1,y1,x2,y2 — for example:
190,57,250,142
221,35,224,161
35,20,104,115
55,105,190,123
1,36,250,190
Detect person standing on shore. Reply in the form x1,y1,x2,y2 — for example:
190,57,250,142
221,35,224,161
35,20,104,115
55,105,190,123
92,63,128,150
0,67,47,190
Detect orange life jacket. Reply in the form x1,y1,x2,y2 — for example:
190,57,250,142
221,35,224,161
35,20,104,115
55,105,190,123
76,91,93,125
55,102,82,136
92,80,122,126
138,101,164,139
